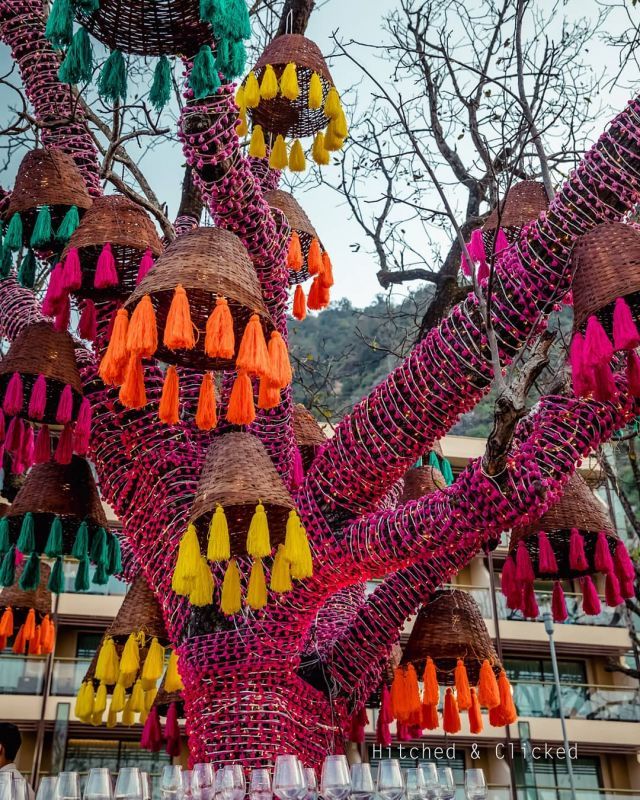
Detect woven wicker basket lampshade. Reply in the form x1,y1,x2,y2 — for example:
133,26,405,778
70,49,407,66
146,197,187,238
400,464,446,503
292,403,326,471
0,560,55,655
483,181,549,234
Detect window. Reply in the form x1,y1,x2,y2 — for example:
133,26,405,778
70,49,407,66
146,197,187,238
505,659,588,720
515,755,602,799
75,633,103,659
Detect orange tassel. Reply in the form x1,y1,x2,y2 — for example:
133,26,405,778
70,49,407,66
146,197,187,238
159,366,179,425
442,687,461,734
257,377,281,410
267,331,292,389
293,285,307,321
404,664,421,719
421,703,439,731
320,252,334,288
454,658,472,710
126,295,158,357
0,636,6,650
307,277,322,311
205,297,235,359
119,354,147,409
496,670,517,725
99,308,129,386
468,687,483,734
308,239,322,276
12,625,26,654
163,284,195,351
40,615,55,654
27,625,41,655
288,232,304,270
227,370,256,425
318,283,330,308
23,608,36,640
390,667,405,721
196,373,217,431
422,656,439,706
236,314,270,377
478,659,500,709
0,607,13,637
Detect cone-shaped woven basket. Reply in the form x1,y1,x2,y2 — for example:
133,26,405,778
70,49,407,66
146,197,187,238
61,195,163,299
401,465,446,503
266,190,325,284
153,677,184,717
189,431,294,555
293,403,326,470
108,575,168,642
483,181,549,232
0,560,51,618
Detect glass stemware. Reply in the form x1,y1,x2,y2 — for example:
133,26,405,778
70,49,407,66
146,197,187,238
463,770,487,800
192,765,214,800
181,772,194,800
115,769,143,800
139,774,151,800
273,756,305,800
404,768,424,800
436,768,455,800
302,769,316,800
84,769,113,800
56,773,81,800
349,764,375,800
418,765,438,800
376,760,404,800
37,778,59,800
320,756,350,800
223,766,245,800
249,769,271,800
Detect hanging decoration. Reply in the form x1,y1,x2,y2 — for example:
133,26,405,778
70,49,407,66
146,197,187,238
140,668,185,755
503,473,635,622
239,33,347,172
425,442,455,487
291,403,326,487
0,556,56,655
172,432,312,613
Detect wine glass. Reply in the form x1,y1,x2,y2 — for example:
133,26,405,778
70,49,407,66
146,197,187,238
436,769,455,800
273,756,304,800
249,769,271,800
84,769,113,800
320,756,350,800
223,766,245,800
302,769,316,800
192,765,214,800
464,770,487,800
376,760,404,800
404,768,424,800
418,765,438,800
349,764,375,800
140,774,151,800
181,772,194,800
56,773,81,800
37,778,59,800
115,769,143,800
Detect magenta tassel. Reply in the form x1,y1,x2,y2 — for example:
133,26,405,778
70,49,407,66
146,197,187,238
0,410,5,442
593,362,618,403
614,540,635,583
605,571,624,607
569,332,595,397
580,575,601,616
34,425,51,464
620,577,634,599
468,228,488,274
140,706,162,752
477,258,490,283
515,540,535,582
54,423,73,464
79,300,97,341
627,351,640,396
28,374,47,420
4,372,23,416
291,446,304,489
521,581,539,618
94,242,118,289
43,262,65,316
56,384,74,425
20,424,34,469
349,706,369,744
612,296,640,350
74,398,92,455
537,531,558,574
164,703,181,757
551,581,568,623
584,315,614,367
137,248,154,284
569,528,589,572
501,556,521,609
12,452,25,475
376,684,393,746
5,417,23,454
494,228,509,253
54,294,71,333
594,531,614,574
62,247,82,291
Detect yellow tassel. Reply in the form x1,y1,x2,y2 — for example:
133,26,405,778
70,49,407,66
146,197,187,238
324,87,341,119
309,72,323,109
75,681,94,721
111,682,126,713
280,62,299,100
289,139,306,172
246,503,271,557
333,106,348,139
141,637,165,689
269,135,288,170
188,556,214,607
283,510,304,563
122,696,135,726
139,708,148,725
106,707,117,728
247,559,267,610
244,71,260,107
207,505,230,561
270,544,292,593
144,687,157,711
324,120,344,152
95,636,120,685
236,111,248,137
220,559,242,615
290,521,313,581
164,651,184,693
91,711,104,727
260,64,279,99
249,125,266,158
235,85,246,112
129,679,144,713
312,132,330,166
172,523,201,595
119,633,140,687
93,682,107,716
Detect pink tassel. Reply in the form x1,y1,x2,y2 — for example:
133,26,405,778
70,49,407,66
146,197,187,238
594,531,614,574
291,446,304,489
569,333,595,397
612,297,640,350
74,398,92,456
580,575,601,616
537,531,558,574
477,259,490,283
494,228,509,254
627,352,640,396
5,417,23,454
396,722,411,742
501,556,521,609
28,375,47,420
62,247,82,291
20,424,34,469
584,315,613,367
34,425,51,464
43,263,65,316
79,300,97,341
12,452,25,475
515,540,535,582
0,410,5,443
620,577,634,599
605,571,623,607
140,706,162,752
94,243,118,289
164,703,181,757
569,528,589,572
521,582,539,618
551,581,568,623
56,384,74,425
614,540,636,584
137,248,154,284
593,362,618,403
376,685,393,746
349,706,369,744
54,294,71,333
54,424,73,464
468,229,488,275
4,372,23,416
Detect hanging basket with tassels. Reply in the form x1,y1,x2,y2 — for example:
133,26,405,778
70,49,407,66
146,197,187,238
140,670,184,755
0,456,119,594
292,403,326,486
265,190,334,318
0,558,56,655
389,589,515,737
172,431,312,614
569,222,640,404
504,473,635,623
239,33,347,172
1,148,92,285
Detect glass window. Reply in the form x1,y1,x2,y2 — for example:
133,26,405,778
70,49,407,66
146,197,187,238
515,755,602,799
75,633,103,659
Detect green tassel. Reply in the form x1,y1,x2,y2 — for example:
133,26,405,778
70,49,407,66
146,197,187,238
224,0,251,40
107,533,122,575
0,545,15,587
0,246,12,278
44,517,64,558
199,0,225,26
48,556,65,594
427,451,440,469
58,28,94,85
97,50,127,104
188,45,220,100
18,551,40,591
45,0,74,49
30,206,53,249
72,521,89,559
17,513,35,555
56,205,80,243
90,526,108,567
4,213,23,251
75,555,90,591
18,249,37,288
215,38,246,80
441,457,455,486
0,517,10,557
75,0,100,12
92,561,109,586
149,55,172,112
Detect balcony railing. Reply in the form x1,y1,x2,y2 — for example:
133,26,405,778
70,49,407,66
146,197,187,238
0,655,91,696
62,562,127,595
510,679,640,723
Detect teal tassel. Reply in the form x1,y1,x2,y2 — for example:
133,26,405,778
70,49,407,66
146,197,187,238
72,521,89,559
427,451,440,469
0,517,10,557
18,249,37,289
224,0,251,40
75,0,100,12
17,512,35,555
92,561,109,586
45,0,74,48
0,545,15,587
30,206,53,249
56,205,80,243
97,50,127,104
58,28,94,85
441,457,455,486
215,38,246,80
188,45,220,100
48,556,65,594
44,517,64,558
4,213,23,251
199,0,225,26
107,533,122,575
75,555,90,591
149,55,172,112
90,526,108,567
18,551,40,591
0,246,12,278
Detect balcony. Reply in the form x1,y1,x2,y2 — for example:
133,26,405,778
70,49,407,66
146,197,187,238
511,679,640,723
0,655,91,696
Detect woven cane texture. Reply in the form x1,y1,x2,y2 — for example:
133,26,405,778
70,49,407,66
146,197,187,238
126,226,272,370
0,322,83,423
190,432,294,556
62,195,163,299
293,404,326,471
249,34,334,139
400,465,446,503
108,576,168,641
483,181,548,231
0,561,51,617
401,589,501,685
265,190,323,284
74,0,212,57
